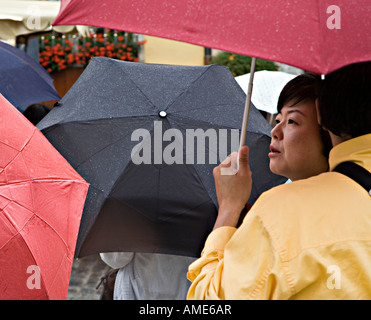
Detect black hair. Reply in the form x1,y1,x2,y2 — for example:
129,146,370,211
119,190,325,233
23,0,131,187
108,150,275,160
316,61,371,138
23,103,52,125
277,73,319,113
277,73,332,158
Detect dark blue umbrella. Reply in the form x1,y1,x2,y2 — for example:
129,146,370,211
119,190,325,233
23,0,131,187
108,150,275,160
0,41,60,108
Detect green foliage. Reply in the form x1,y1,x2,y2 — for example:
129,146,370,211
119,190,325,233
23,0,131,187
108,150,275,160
210,52,278,77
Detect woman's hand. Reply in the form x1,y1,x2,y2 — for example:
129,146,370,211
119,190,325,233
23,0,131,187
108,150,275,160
212,145,253,229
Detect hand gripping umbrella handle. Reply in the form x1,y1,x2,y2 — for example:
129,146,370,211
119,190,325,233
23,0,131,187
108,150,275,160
239,57,257,149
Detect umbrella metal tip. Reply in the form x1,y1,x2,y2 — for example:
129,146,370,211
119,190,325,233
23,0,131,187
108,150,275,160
159,111,167,118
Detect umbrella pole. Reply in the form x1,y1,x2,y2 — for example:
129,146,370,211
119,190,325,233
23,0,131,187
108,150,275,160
239,57,256,148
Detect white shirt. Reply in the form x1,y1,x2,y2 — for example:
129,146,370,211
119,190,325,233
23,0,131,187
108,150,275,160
100,252,196,300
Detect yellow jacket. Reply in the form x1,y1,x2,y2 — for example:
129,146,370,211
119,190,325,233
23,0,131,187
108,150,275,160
187,134,371,299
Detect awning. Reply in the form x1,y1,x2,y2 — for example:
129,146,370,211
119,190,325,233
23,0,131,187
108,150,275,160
0,0,89,45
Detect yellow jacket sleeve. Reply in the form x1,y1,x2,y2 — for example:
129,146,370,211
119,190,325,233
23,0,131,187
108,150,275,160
187,227,236,299
187,211,293,299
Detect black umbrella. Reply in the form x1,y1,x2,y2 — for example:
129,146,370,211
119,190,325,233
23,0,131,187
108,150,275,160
38,57,286,258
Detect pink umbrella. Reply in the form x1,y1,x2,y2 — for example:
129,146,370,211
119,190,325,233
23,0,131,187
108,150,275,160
53,0,371,75
52,0,371,144
0,94,89,299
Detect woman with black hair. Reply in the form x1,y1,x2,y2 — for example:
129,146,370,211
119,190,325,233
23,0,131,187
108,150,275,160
188,62,371,300
269,73,332,182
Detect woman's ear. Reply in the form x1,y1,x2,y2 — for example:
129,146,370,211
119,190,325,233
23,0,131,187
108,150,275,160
315,98,321,125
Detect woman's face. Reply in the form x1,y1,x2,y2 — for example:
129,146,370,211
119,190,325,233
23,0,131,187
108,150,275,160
269,100,329,181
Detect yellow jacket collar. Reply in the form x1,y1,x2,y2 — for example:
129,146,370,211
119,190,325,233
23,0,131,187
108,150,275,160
329,134,371,171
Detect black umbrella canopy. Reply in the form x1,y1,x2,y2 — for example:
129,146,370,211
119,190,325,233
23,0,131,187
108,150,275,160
38,57,286,257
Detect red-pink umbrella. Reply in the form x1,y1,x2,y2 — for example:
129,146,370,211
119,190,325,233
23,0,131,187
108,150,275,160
52,0,371,146
0,94,89,299
53,0,371,75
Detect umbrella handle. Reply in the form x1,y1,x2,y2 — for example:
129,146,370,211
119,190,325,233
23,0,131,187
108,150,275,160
239,57,257,149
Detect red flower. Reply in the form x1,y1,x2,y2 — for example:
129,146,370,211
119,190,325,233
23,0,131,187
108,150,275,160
40,30,143,73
